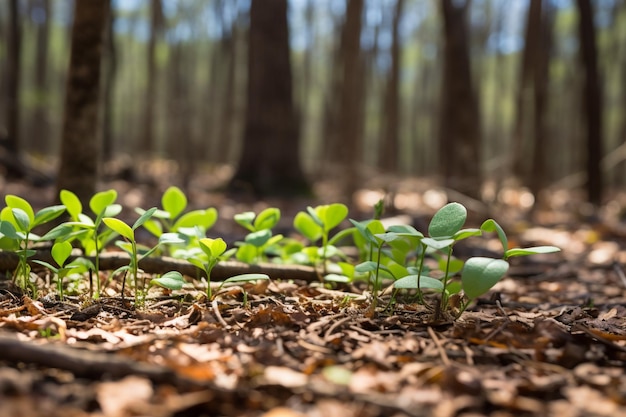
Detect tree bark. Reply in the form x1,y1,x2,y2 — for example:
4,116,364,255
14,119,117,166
30,0,51,153
5,0,22,157
438,0,482,199
228,0,310,197
139,0,164,156
56,0,109,205
379,0,404,173
576,0,604,206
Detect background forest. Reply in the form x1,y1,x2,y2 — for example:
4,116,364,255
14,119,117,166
0,0,623,215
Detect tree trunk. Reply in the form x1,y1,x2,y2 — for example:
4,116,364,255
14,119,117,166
228,0,310,197
139,0,163,156
337,0,365,198
101,1,116,163
576,0,604,206
30,0,50,153
379,0,404,173
56,0,109,205
5,0,22,157
438,0,482,198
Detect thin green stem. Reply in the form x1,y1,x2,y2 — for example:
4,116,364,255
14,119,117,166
440,249,453,312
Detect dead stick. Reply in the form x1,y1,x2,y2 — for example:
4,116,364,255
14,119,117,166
0,250,319,282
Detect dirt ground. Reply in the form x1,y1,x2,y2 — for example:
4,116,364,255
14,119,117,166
1,174,626,417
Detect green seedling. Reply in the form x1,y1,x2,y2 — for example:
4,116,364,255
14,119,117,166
234,208,283,263
293,203,351,274
217,273,270,308
32,240,88,300
187,237,234,299
103,208,185,306
42,189,122,298
0,195,66,294
138,186,218,255
149,271,185,292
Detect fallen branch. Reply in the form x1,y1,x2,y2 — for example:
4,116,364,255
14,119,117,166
0,250,320,283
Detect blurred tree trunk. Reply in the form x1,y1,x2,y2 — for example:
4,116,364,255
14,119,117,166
337,0,365,198
101,1,116,163
139,0,163,156
30,0,50,153
5,0,22,157
228,0,309,197
576,0,604,206
438,0,482,198
512,0,553,198
379,0,404,173
56,0,109,205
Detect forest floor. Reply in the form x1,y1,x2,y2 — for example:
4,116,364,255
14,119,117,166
1,168,626,417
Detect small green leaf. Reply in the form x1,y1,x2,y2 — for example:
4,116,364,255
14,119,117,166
51,241,73,267
245,229,272,247
102,204,123,218
11,208,31,232
223,273,269,284
394,275,444,291
254,208,280,231
452,228,482,241
159,232,187,245
428,202,467,239
90,190,117,215
355,261,379,273
162,186,187,220
33,205,66,228
235,243,257,263
32,260,58,273
324,274,351,283
5,195,34,225
103,217,134,241
350,219,380,245
505,246,561,259
174,208,218,231
0,220,20,239
481,219,508,253
319,203,348,231
386,224,424,238
199,237,227,258
60,190,82,220
234,212,256,232
462,257,509,300
422,237,455,250
133,207,157,230
142,218,163,237
150,271,185,290
294,212,322,241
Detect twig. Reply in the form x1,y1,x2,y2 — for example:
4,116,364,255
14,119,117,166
211,298,230,329
427,326,450,366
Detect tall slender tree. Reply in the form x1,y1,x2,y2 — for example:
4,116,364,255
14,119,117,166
379,0,404,173
56,0,109,205
228,0,309,197
5,0,22,157
438,0,482,198
576,0,604,206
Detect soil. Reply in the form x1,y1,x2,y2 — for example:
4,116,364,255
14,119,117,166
1,176,626,417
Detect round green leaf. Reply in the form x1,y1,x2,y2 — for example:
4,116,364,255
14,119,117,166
245,229,272,247
5,195,34,225
428,202,467,239
394,274,444,291
52,241,73,267
60,190,82,220
90,190,117,216
150,271,185,290
462,257,509,300
294,212,322,241
422,237,455,250
254,208,280,231
319,203,348,231
162,186,187,220
174,208,218,231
